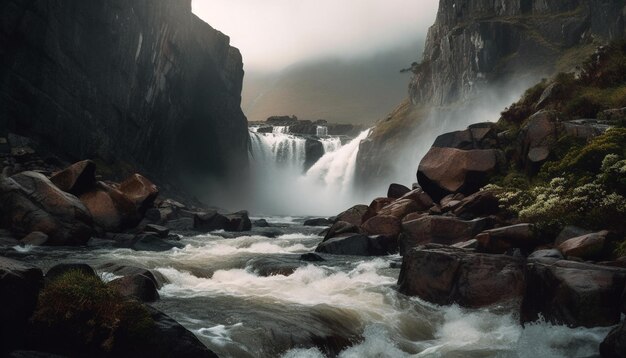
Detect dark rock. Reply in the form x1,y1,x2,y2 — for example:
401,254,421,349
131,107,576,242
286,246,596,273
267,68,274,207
361,215,401,238
452,189,501,219
387,183,411,199
555,225,593,246
304,218,332,227
300,253,325,262
254,219,270,227
316,235,369,256
557,230,608,260
452,239,479,249
520,111,558,165
49,160,96,196
600,320,626,358
0,172,93,246
144,208,163,223
79,181,140,232
167,218,195,231
599,107,626,123
399,189,434,211
324,221,360,241
0,257,43,353
528,249,564,260
98,263,167,288
304,139,325,171
7,351,67,358
334,204,368,226
400,216,491,255
398,244,525,308
144,224,170,238
0,0,249,186
474,224,539,254
45,263,96,283
113,233,183,252
118,174,159,214
108,274,160,302
432,123,497,150
417,147,503,201
193,210,228,232
522,259,626,327
21,231,48,246
362,197,395,222
563,119,611,140
247,257,301,277
223,211,252,232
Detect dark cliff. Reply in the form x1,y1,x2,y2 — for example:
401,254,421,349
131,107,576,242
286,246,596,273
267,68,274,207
0,0,249,186
355,0,625,191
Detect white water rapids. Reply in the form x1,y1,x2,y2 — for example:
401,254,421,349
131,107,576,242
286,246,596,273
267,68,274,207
10,218,610,358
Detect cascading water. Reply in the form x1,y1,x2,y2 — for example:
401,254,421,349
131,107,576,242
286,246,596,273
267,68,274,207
273,126,290,134
319,137,342,153
249,132,307,172
316,125,328,136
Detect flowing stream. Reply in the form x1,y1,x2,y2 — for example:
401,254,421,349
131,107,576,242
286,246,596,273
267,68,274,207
6,218,610,358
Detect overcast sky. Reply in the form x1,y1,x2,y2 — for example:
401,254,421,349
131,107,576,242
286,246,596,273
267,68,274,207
192,0,439,72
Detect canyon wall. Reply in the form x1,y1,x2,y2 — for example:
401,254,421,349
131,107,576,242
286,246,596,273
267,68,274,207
0,0,249,184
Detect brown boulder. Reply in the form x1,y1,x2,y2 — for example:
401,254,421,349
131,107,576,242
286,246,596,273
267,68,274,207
555,226,592,246
387,183,411,199
417,147,502,201
49,160,96,195
522,259,626,327
474,224,539,254
398,244,525,308
557,230,608,260
118,174,159,213
452,189,501,219
521,110,558,165
362,197,394,223
79,182,140,232
323,221,360,241
377,199,420,220
0,172,93,245
361,215,401,238
399,189,434,211
400,216,491,255
334,204,368,226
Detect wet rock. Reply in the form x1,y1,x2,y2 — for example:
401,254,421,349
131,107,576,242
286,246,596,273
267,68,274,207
113,233,183,252
300,253,325,262
304,139,325,171
45,263,97,283
362,197,394,222
377,199,420,220
144,208,163,223
118,174,159,214
398,244,525,308
361,215,401,238
0,257,43,352
193,210,228,232
557,231,608,260
0,172,93,245
600,320,626,358
334,204,368,226
528,249,564,260
144,224,170,238
304,218,332,226
522,259,626,327
452,239,479,249
316,234,393,256
247,257,301,277
254,219,270,227
387,183,411,199
474,224,539,254
555,225,593,246
400,216,491,255
79,181,140,232
452,189,501,219
98,263,167,288
167,218,194,231
323,221,360,241
417,147,502,201
21,231,48,246
224,211,252,232
49,160,96,195
108,274,160,302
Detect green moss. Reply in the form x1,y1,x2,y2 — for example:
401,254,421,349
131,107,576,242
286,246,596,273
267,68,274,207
32,270,154,354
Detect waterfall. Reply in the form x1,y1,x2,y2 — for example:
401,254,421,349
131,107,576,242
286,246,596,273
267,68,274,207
273,126,290,134
249,132,306,172
320,137,342,153
316,125,328,136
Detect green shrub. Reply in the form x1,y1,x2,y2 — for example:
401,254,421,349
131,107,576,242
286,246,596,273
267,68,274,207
31,270,154,354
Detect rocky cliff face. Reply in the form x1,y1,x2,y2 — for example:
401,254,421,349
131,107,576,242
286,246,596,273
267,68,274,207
356,0,625,191
410,0,626,106
0,0,249,185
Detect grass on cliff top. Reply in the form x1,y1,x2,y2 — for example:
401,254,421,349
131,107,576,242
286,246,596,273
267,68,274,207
369,99,427,143
31,270,154,354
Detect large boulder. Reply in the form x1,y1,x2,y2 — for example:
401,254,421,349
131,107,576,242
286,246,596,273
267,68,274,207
334,204,368,226
49,160,96,195
474,224,539,254
600,320,626,358
432,123,498,150
304,218,332,227
376,199,420,220
108,274,160,302
399,189,434,211
398,245,525,308
362,197,394,222
79,182,140,232
400,216,491,255
315,234,396,256
0,172,93,245
118,174,159,214
98,263,167,288
557,231,608,260
361,215,401,238
417,147,503,201
521,259,626,327
555,225,592,246
223,211,252,232
193,211,228,232
0,257,43,353
452,189,501,219
323,221,360,241
520,110,558,165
